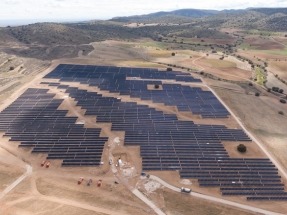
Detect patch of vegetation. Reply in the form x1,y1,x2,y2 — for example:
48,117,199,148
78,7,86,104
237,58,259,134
237,144,247,153
255,67,266,85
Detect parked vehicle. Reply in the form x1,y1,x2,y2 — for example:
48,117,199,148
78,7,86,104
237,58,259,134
181,187,191,193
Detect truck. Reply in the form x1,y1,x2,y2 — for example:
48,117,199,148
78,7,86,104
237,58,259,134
181,187,191,193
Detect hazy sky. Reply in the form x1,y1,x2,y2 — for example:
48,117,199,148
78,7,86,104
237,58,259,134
1,0,287,25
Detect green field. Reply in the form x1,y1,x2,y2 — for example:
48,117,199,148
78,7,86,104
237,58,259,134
263,48,287,56
255,67,266,85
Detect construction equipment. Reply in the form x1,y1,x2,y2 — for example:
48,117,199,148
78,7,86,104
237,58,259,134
78,177,84,185
45,162,50,168
41,160,47,167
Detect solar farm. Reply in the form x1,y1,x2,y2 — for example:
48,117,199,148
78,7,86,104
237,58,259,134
1,63,287,208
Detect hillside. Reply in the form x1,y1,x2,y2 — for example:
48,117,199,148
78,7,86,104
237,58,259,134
111,9,218,23
0,22,139,60
110,7,287,31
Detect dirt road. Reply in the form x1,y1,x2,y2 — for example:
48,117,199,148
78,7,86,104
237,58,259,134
150,175,284,215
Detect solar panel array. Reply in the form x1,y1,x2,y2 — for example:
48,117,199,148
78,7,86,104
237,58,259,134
64,86,286,201
42,64,287,200
1,64,285,201
0,88,108,166
44,64,229,118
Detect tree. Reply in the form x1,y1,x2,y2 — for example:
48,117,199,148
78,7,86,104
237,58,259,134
237,144,247,153
166,68,172,71
272,87,279,92
279,89,284,94
154,84,160,89
171,52,175,56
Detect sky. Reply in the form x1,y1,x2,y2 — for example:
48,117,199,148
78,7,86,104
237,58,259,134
0,0,287,26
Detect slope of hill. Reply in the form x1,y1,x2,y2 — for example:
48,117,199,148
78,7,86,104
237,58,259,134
250,7,287,15
0,22,139,60
110,7,287,31
110,9,218,23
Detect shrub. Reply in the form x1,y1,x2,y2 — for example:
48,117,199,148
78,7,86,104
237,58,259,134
280,99,286,104
267,88,271,92
279,89,284,94
237,144,247,153
154,84,160,89
9,66,14,70
255,92,260,97
278,111,284,115
200,71,204,75
272,87,279,92
166,67,172,71
171,52,175,56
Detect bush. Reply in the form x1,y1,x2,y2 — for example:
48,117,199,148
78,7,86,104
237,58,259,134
166,67,172,71
279,89,284,94
280,99,286,104
154,84,160,89
171,52,175,56
255,92,260,97
9,66,14,70
272,87,279,92
249,83,253,86
237,144,247,153
267,88,271,92
278,111,284,115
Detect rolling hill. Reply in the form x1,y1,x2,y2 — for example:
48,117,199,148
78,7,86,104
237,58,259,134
110,7,287,31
